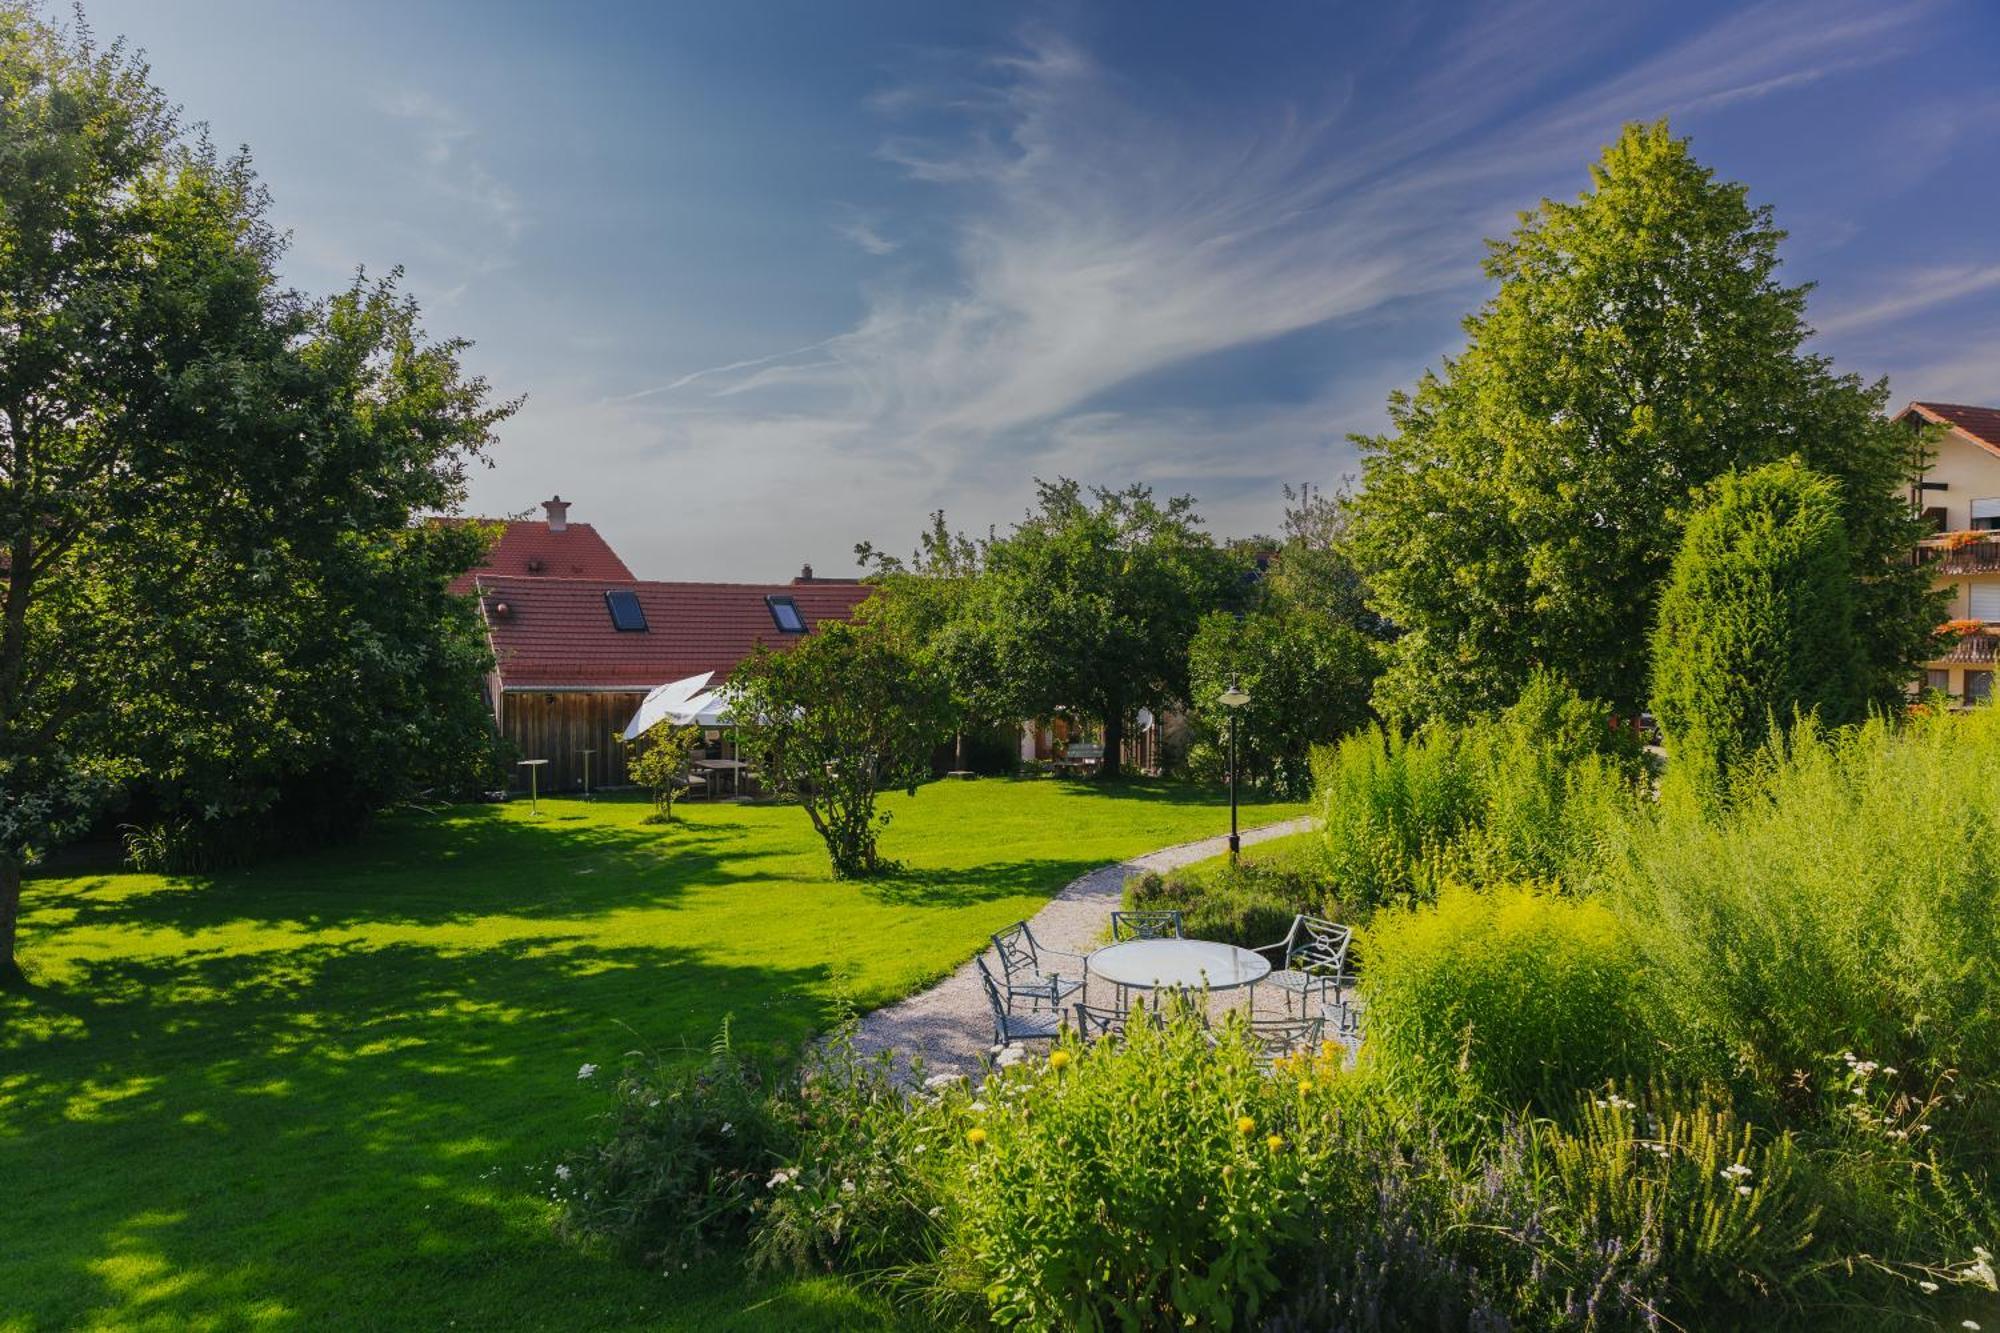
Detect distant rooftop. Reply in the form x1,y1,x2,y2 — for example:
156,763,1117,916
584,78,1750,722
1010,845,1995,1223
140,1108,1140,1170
440,496,636,594
1902,402,2000,459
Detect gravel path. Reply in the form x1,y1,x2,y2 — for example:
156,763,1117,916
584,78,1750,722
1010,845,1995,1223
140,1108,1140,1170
851,816,1317,1076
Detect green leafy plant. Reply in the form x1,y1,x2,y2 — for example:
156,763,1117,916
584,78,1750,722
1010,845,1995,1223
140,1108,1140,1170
625,724,700,824
1651,459,1867,796
1361,882,1650,1113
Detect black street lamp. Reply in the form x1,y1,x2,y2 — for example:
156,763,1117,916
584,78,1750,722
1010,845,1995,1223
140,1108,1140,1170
1218,678,1251,859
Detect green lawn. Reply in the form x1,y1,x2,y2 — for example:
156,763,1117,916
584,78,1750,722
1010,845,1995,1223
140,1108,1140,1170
2,778,1302,1331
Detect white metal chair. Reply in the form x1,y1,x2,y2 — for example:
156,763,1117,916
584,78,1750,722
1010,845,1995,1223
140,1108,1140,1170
1253,915,1352,1016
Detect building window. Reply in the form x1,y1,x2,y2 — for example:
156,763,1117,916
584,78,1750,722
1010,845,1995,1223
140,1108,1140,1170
1968,670,1994,706
1972,583,2000,625
1922,505,1948,534
604,589,648,632
765,595,806,633
1926,668,1952,694
1973,498,2000,532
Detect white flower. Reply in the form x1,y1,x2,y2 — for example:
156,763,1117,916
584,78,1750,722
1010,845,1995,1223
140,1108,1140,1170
1736,1185,1753,1197
840,1179,856,1195
720,1122,734,1137
766,1167,799,1190
1960,1321,1979,1331
555,1164,573,1181
1721,1163,1753,1180
923,1073,967,1091
1919,1281,1939,1293
995,1045,1026,1068
1883,1067,1899,1077
577,1063,599,1081
969,1100,987,1113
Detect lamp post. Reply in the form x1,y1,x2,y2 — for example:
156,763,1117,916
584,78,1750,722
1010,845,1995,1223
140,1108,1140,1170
1218,678,1251,859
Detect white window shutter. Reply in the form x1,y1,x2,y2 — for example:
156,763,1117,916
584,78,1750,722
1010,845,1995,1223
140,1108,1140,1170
1971,582,2000,623
1971,497,2000,522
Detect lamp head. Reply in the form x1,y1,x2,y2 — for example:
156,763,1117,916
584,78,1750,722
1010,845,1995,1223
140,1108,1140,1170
1218,678,1251,709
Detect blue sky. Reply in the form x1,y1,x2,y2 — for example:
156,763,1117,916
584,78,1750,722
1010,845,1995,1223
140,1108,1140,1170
80,0,2000,579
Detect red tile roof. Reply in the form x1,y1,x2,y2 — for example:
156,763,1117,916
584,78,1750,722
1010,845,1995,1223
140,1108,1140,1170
1901,402,2000,459
441,519,636,595
476,575,875,689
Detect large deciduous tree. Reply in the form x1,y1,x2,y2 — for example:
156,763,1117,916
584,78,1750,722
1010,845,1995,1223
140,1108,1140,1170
0,8,511,981
1348,121,1938,726
730,621,952,878
974,480,1242,778
1651,461,1864,794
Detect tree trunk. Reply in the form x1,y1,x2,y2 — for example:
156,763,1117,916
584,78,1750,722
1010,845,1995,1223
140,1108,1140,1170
1102,710,1124,780
0,856,22,988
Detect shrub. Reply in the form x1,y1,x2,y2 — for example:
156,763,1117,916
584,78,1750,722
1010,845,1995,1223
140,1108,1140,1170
552,1023,785,1262
1126,834,1333,949
950,1014,1342,1330
625,724,700,823
1312,673,1647,914
1608,710,2000,1131
1651,460,1866,794
1362,883,1651,1112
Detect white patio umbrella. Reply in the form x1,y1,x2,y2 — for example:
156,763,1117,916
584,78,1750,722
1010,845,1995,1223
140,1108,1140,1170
667,688,735,729
620,671,714,741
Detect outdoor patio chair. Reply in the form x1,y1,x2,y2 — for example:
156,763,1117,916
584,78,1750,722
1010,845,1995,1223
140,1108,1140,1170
1252,915,1352,1016
1248,1014,1324,1064
1108,909,1184,942
990,921,1087,1011
1072,1000,1126,1041
975,956,1063,1048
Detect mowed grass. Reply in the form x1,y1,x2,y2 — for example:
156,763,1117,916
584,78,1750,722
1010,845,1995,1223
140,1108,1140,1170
1,778,1302,1331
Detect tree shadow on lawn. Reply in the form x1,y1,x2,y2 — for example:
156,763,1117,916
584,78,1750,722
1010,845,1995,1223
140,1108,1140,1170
1,932,865,1330
1027,775,1302,811
861,854,1112,909
27,806,795,937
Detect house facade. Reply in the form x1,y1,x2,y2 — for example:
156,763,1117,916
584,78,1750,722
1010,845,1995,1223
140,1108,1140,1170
1902,402,2000,706
457,499,870,790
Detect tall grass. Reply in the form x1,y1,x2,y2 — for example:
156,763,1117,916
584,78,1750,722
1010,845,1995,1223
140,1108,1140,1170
1608,709,2000,1123
1313,672,1648,914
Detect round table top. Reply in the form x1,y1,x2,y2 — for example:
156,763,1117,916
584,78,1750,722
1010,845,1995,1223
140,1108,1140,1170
1088,938,1271,992
694,758,748,769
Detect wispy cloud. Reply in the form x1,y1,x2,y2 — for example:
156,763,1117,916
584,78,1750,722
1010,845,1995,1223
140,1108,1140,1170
833,209,899,255
374,88,525,283
610,0,1939,557
1813,263,2000,337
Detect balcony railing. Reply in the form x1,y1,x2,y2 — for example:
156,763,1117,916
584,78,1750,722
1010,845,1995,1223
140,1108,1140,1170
1919,530,2000,575
1941,628,2000,665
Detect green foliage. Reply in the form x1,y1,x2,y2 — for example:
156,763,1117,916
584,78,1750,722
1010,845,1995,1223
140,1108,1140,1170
1126,834,1332,949
1348,120,1940,726
0,5,510,974
732,621,954,878
1651,460,1865,793
626,725,700,823
1362,884,1650,1112
949,1017,1332,1330
1186,605,1378,796
554,1023,784,1261
1608,710,2000,1125
1312,673,1646,914
969,479,1244,778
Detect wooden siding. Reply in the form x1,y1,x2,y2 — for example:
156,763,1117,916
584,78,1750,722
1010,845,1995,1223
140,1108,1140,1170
500,690,645,793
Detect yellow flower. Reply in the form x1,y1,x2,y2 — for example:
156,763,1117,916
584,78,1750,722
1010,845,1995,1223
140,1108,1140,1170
1266,1134,1285,1152
1236,1115,1257,1136
1320,1041,1338,1058
1049,1050,1072,1071
966,1127,988,1148
1297,1079,1313,1096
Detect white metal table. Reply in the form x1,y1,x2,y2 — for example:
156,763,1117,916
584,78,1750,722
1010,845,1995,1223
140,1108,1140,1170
1087,938,1271,1011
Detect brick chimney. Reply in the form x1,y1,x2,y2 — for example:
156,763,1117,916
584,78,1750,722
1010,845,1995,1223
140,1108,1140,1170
799,562,814,582
542,495,570,533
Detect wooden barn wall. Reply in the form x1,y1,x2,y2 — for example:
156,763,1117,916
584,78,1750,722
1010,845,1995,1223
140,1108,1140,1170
501,691,644,793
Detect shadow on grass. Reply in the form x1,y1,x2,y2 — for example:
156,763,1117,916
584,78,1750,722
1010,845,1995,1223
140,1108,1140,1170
0,931,858,1330
29,804,797,936
860,855,1110,909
